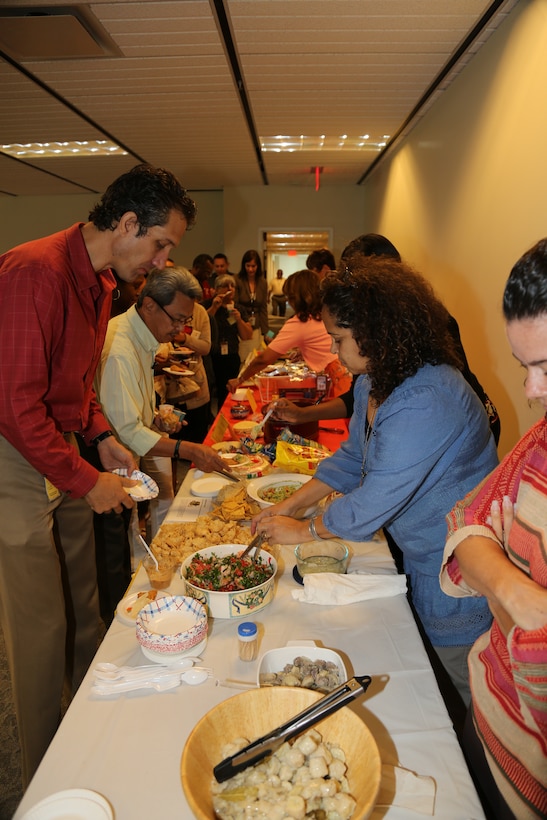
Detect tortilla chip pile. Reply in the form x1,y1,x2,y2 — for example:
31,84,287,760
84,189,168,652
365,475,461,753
151,514,253,565
210,484,261,522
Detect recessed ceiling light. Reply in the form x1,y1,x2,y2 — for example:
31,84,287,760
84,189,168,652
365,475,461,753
260,135,388,152
1,139,127,158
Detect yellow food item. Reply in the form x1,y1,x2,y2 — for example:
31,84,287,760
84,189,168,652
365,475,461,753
126,589,158,619
210,486,261,522
151,515,254,565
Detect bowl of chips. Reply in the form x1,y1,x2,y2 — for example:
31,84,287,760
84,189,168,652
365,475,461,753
210,484,262,522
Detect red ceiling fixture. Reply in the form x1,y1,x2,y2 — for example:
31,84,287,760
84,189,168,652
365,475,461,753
311,166,323,191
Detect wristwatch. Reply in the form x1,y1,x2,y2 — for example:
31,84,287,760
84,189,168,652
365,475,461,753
91,430,114,446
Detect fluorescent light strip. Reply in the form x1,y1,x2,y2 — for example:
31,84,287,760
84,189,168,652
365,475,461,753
1,140,127,158
260,135,389,152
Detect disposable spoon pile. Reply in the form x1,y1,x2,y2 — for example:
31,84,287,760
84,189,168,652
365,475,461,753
91,658,212,695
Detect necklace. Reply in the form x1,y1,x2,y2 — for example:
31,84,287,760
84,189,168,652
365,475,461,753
360,403,378,486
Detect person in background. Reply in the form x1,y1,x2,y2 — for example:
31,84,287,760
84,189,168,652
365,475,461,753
440,239,547,820
306,247,336,280
213,252,234,277
253,256,498,706
0,162,195,786
274,233,501,446
268,268,287,316
191,252,215,300
110,270,146,316
162,281,214,444
97,267,225,536
228,269,351,397
204,274,253,407
235,249,269,363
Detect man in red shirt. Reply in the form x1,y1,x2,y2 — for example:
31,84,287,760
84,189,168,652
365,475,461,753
0,164,197,786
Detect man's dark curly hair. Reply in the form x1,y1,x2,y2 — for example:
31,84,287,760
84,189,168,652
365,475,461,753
283,269,322,321
88,164,197,235
321,255,463,403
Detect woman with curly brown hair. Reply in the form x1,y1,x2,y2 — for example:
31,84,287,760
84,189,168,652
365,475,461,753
253,256,499,704
228,269,350,396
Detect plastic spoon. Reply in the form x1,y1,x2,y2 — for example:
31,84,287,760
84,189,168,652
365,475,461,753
249,405,276,440
138,534,158,569
94,657,201,681
92,675,183,696
181,668,211,685
92,667,211,695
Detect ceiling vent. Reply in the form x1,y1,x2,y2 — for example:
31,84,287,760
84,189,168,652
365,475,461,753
0,6,122,60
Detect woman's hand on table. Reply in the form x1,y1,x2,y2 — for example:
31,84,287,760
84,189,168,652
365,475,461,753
253,513,309,545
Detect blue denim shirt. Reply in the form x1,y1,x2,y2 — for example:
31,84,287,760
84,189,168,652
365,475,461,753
318,364,499,646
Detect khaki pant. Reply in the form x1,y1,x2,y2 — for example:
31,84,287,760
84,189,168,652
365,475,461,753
0,434,99,786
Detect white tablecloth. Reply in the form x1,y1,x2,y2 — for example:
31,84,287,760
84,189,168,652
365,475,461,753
14,471,484,819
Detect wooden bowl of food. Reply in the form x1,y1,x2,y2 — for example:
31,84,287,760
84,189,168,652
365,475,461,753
181,687,381,820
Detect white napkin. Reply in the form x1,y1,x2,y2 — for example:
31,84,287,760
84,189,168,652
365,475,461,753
291,571,407,604
376,764,436,815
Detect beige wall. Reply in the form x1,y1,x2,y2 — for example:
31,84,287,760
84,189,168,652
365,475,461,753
221,185,365,271
0,190,224,270
360,0,547,455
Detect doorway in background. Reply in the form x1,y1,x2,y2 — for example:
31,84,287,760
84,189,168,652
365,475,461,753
262,230,332,315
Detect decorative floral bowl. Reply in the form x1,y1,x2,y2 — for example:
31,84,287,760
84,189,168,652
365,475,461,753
136,595,208,655
180,544,277,619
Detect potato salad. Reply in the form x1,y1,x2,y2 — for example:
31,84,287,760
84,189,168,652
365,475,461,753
212,728,356,820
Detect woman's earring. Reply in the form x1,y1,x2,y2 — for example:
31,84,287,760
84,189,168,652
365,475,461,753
112,288,121,301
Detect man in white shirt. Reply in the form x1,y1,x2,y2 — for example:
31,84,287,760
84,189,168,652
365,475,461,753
97,267,225,533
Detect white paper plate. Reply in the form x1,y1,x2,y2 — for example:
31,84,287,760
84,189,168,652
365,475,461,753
116,589,169,626
190,476,232,498
140,636,207,664
112,469,159,500
20,788,113,820
163,366,194,377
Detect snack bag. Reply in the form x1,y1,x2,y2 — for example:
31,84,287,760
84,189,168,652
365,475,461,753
273,439,332,475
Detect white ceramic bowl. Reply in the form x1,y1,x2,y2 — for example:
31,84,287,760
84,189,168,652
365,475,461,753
257,643,348,690
180,543,277,619
231,388,248,402
136,595,208,655
232,419,257,436
246,472,312,510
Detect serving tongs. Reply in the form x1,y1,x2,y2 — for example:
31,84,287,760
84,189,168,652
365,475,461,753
212,467,241,483
240,531,267,562
213,674,372,782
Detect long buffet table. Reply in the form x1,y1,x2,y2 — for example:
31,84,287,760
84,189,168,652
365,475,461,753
14,392,485,819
